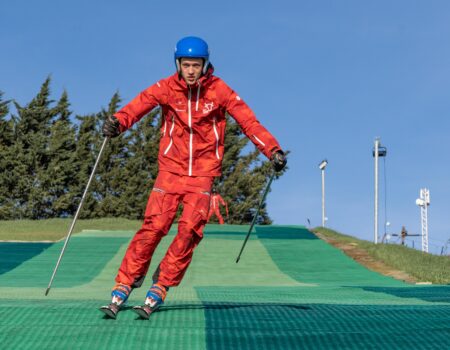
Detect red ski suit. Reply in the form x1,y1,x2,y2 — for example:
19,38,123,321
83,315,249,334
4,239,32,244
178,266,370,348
207,193,228,224
114,66,281,288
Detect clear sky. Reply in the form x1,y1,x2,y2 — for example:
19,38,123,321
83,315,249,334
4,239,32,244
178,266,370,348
2,0,449,254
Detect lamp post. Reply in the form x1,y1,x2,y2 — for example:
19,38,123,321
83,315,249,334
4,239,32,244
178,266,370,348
319,159,328,227
373,138,387,244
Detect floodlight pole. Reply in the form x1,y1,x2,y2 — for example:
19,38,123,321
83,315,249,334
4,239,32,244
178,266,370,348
322,168,326,227
319,160,328,227
373,138,387,244
374,138,380,244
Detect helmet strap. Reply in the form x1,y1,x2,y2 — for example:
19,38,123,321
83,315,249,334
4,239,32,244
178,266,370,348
202,60,209,75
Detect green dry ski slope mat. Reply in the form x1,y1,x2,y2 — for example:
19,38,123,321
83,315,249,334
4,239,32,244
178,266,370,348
0,225,449,349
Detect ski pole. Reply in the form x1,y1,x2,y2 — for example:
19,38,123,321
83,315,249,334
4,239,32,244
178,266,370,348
45,137,109,296
236,171,275,263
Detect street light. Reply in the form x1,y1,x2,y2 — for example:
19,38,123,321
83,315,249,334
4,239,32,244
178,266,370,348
373,138,387,244
319,160,328,170
319,159,328,227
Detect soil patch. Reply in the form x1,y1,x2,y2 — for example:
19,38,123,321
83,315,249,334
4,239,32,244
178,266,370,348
313,231,418,284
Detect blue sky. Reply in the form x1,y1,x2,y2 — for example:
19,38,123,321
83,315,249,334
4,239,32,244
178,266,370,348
2,1,450,253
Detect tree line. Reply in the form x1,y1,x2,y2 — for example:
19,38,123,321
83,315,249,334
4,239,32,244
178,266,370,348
0,77,279,223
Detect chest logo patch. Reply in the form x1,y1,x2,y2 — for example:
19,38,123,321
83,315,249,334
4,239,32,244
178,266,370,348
174,99,186,112
203,102,214,114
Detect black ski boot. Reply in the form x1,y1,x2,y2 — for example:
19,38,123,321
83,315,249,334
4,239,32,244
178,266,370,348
99,283,132,319
132,304,156,320
99,303,120,319
133,283,167,319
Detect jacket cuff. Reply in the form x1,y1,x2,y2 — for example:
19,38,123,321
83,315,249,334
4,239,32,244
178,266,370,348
114,114,127,133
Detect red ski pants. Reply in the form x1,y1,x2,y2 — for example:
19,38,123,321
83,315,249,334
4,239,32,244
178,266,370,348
207,207,225,224
115,171,213,288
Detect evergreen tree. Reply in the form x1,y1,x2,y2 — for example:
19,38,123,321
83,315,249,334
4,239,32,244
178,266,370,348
0,92,13,145
74,113,99,219
94,92,130,218
10,77,57,218
209,115,281,224
45,91,78,217
0,92,15,219
119,107,160,219
0,80,285,223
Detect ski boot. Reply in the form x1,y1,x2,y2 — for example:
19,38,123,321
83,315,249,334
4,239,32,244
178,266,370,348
133,283,167,320
99,283,132,319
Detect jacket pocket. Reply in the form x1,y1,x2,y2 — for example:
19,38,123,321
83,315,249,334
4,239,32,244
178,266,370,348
144,188,166,217
212,117,220,159
163,115,175,155
192,192,210,231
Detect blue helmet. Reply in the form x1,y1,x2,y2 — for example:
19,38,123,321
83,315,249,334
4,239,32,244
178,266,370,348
174,36,210,74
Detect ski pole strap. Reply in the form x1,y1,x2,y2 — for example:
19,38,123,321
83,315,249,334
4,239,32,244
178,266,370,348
236,171,275,263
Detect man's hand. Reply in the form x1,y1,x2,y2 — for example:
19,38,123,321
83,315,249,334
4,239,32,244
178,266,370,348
102,115,121,138
271,150,287,172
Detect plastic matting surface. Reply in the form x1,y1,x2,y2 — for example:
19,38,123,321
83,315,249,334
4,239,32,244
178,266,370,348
0,225,449,349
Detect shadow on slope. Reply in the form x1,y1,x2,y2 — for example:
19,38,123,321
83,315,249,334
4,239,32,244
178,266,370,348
359,285,450,303
0,242,52,275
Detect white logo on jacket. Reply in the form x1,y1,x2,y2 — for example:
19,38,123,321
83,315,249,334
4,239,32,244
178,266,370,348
203,102,214,114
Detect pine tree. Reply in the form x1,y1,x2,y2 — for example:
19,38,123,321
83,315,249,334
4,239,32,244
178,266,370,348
119,107,161,219
74,113,99,219
45,91,78,217
0,92,15,219
94,92,130,218
209,115,278,224
0,92,13,145
0,80,285,224
10,77,57,218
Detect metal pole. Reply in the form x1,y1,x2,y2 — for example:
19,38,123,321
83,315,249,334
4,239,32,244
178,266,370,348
45,137,109,296
374,138,379,244
236,172,275,263
322,168,325,227
423,199,428,253
421,188,429,253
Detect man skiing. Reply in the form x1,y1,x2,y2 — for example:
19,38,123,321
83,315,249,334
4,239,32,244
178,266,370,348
207,188,228,224
100,36,287,319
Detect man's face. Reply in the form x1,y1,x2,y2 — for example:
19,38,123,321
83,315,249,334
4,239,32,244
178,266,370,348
180,57,203,85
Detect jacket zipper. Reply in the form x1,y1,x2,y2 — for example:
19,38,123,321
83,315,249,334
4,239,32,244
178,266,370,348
163,115,175,155
188,86,193,176
213,117,220,159
196,82,201,111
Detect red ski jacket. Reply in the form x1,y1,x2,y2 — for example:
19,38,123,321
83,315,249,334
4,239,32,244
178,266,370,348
210,193,228,215
114,66,282,176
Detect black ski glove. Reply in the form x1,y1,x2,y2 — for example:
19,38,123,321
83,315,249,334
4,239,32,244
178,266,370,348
271,150,287,172
102,115,121,138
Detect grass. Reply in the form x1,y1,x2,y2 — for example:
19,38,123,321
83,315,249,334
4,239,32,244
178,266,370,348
313,227,450,285
0,218,142,241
